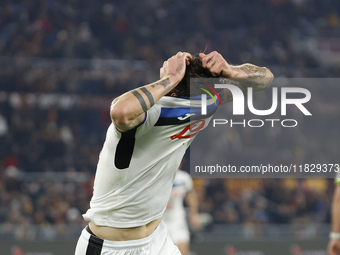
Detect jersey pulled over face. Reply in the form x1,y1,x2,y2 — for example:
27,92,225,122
83,96,218,228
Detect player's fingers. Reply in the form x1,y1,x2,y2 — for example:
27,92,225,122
206,58,217,69
176,51,183,58
160,66,166,78
206,51,219,57
209,58,224,72
204,51,218,59
182,52,192,59
175,52,192,65
169,52,181,59
201,51,217,68
162,61,169,73
202,55,213,68
181,52,192,60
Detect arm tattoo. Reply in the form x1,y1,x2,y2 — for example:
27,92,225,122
132,90,148,112
175,63,184,74
150,77,171,89
240,65,266,79
140,87,155,107
156,77,171,89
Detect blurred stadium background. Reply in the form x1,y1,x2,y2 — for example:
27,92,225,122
0,0,340,254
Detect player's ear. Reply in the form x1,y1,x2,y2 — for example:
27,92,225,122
170,92,178,97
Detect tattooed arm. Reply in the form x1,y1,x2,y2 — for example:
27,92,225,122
199,51,274,103
110,52,192,131
228,63,273,92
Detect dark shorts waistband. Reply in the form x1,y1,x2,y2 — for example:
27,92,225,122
86,225,97,237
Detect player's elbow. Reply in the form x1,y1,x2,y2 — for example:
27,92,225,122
110,101,131,127
264,68,274,88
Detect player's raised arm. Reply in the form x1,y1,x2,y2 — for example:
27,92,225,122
110,52,192,131
199,51,274,102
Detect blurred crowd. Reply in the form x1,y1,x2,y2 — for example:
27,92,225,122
0,0,340,241
0,0,340,76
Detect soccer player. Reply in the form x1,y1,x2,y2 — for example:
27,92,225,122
74,51,274,255
163,168,201,255
328,176,340,255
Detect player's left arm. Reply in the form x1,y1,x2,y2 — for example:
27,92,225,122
200,51,274,103
328,184,340,255
185,188,201,230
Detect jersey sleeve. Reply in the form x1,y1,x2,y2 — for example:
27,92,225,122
135,104,161,138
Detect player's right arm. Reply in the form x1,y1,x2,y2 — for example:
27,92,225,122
110,52,192,131
328,184,340,255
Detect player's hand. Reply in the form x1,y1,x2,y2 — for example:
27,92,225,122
199,51,234,78
160,52,192,84
328,239,340,255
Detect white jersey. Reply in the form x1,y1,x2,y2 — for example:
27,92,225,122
83,96,218,228
163,170,193,222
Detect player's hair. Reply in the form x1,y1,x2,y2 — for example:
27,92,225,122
166,57,219,97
